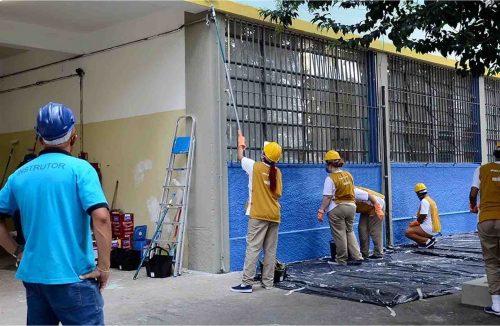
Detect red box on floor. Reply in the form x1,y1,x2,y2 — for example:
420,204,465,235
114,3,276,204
120,238,132,249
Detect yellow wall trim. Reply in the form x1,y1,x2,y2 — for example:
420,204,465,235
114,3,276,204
0,109,186,235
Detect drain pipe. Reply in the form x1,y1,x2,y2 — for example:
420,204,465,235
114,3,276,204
381,85,394,248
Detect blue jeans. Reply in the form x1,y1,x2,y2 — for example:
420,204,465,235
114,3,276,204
23,279,104,325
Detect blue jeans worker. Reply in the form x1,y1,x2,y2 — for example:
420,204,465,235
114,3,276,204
0,102,112,325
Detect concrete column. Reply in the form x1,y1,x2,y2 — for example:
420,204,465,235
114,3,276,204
185,12,230,273
478,76,488,164
376,52,393,247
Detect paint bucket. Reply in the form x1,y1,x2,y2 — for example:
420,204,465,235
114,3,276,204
329,240,336,261
257,260,287,283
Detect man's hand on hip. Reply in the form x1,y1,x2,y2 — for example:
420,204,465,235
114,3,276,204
80,267,110,291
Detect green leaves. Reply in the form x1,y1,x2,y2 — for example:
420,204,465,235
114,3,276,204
259,0,500,76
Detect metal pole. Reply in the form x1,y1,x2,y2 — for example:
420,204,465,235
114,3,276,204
381,85,394,247
209,6,242,132
76,68,85,154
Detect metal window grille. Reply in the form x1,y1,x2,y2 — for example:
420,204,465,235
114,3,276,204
388,55,480,163
225,19,370,164
485,77,500,161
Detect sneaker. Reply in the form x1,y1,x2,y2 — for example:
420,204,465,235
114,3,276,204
368,255,383,260
484,306,500,316
425,237,437,249
347,260,363,266
231,284,253,293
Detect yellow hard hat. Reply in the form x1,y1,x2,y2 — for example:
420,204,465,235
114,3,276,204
324,150,341,161
414,183,427,193
263,141,282,163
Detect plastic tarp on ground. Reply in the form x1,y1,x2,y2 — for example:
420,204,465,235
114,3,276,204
277,233,485,307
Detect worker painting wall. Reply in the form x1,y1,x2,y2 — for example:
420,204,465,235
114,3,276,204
0,28,186,242
229,164,381,271
229,163,479,271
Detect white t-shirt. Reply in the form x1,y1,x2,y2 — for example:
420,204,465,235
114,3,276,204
322,171,356,213
419,197,433,231
471,162,500,188
472,166,480,188
241,157,272,216
241,157,255,216
355,188,385,208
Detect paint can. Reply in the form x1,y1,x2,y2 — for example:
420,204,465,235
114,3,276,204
329,240,336,261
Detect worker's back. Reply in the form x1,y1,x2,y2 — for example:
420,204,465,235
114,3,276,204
5,148,106,284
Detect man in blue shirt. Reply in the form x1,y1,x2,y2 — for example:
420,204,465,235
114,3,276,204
0,102,112,325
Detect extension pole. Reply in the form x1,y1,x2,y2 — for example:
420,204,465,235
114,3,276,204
209,5,242,132
76,68,85,155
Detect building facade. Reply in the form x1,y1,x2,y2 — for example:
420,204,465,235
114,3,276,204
0,1,499,273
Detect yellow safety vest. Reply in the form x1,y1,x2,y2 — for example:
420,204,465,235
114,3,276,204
478,162,500,222
248,162,282,223
417,196,441,233
329,170,355,204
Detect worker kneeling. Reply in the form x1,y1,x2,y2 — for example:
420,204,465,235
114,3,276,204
405,183,441,248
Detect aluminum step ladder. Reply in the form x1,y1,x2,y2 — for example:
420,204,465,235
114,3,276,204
133,115,196,279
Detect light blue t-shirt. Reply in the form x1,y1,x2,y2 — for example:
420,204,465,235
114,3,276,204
0,148,108,284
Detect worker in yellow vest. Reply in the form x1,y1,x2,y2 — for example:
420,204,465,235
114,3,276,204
231,131,283,293
469,141,500,316
404,183,441,248
318,150,364,265
355,186,385,259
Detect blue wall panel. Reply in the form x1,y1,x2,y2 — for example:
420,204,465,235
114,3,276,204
228,162,480,271
391,163,479,245
228,163,381,271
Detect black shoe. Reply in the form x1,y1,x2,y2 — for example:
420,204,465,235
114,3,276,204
231,284,253,293
425,237,437,249
368,255,383,260
347,260,363,266
484,306,500,316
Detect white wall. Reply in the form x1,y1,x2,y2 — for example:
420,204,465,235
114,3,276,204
0,27,185,132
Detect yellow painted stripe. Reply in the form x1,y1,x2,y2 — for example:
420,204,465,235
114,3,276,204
187,0,499,77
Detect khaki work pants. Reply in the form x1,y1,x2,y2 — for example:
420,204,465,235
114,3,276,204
478,219,500,295
358,213,384,258
242,217,279,288
328,205,363,264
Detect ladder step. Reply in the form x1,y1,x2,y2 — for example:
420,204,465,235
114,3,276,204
162,221,182,225
152,239,181,244
160,203,184,208
167,167,189,171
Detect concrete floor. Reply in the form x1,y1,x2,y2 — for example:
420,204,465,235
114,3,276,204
0,256,498,325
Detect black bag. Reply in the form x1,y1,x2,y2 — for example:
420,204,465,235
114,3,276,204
145,246,173,278
110,248,141,271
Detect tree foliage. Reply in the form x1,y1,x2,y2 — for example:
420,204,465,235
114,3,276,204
260,1,500,76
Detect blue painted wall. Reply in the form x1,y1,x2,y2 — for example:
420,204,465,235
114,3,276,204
228,163,381,271
228,162,480,271
391,163,479,245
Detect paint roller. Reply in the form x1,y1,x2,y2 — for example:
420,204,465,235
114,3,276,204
1,139,20,187
208,6,246,149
